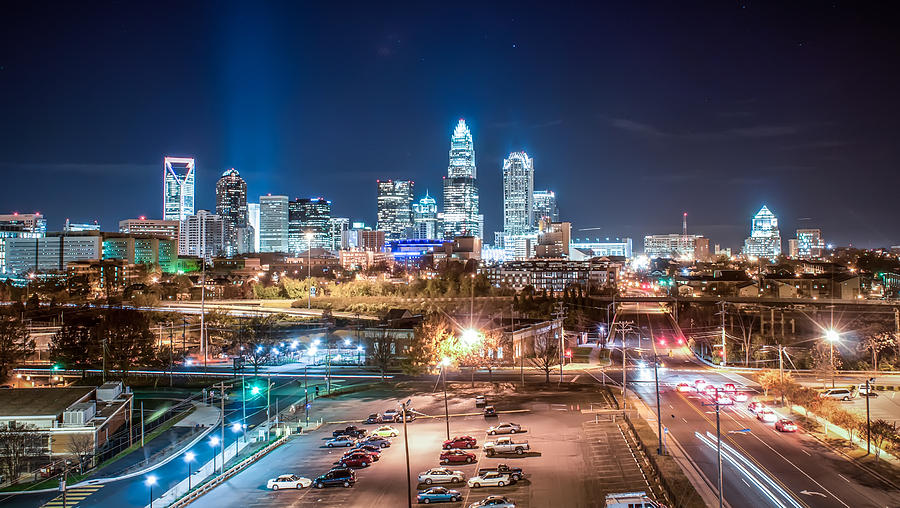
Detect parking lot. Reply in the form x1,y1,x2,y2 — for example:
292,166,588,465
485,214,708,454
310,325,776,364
190,382,661,508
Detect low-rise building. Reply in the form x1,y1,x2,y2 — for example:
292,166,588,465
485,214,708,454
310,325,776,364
485,258,619,294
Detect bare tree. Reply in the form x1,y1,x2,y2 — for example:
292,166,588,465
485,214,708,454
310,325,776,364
369,329,395,380
858,332,895,371
66,434,95,474
528,330,560,384
733,309,758,367
0,317,34,380
0,422,40,483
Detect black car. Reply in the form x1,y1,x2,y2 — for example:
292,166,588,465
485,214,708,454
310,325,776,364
477,464,524,481
314,468,356,488
333,426,366,438
483,405,498,418
363,435,392,448
364,413,384,424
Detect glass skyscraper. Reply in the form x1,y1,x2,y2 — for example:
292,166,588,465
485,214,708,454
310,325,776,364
163,157,195,221
259,195,289,253
216,168,248,256
533,190,559,227
412,192,440,240
743,205,782,258
503,152,534,236
377,180,415,240
442,119,483,239
288,197,332,253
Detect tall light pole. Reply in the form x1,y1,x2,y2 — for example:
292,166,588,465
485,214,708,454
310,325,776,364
440,357,451,440
653,355,663,455
866,377,874,454
399,399,413,508
184,452,195,490
826,329,840,388
305,232,314,309
146,475,157,508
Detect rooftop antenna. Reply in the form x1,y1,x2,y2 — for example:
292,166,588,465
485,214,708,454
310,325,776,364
683,212,688,236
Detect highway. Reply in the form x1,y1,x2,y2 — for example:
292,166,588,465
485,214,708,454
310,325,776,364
615,302,900,508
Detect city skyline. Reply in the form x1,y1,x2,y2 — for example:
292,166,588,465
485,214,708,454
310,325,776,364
2,3,899,249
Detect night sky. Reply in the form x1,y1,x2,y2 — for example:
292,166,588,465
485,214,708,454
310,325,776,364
1,2,898,249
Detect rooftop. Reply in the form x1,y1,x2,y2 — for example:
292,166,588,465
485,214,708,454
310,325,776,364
0,387,94,418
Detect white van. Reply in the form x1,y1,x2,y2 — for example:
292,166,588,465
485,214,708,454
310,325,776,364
605,492,665,507
819,388,854,401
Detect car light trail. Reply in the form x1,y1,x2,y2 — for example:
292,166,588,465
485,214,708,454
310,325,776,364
708,432,803,508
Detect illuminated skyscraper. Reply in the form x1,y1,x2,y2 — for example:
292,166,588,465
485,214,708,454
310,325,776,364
742,205,782,258
163,157,195,221
215,168,248,256
248,203,260,252
795,229,825,259
503,152,534,236
377,180,415,240
442,119,482,238
259,195,289,253
412,192,440,240
532,190,559,227
179,210,224,259
288,197,332,253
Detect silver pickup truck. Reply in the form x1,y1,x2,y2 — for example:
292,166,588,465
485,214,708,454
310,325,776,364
483,437,530,456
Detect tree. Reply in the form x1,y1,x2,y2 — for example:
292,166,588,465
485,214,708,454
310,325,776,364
0,422,41,483
244,315,278,374
48,316,101,378
857,332,895,371
733,310,758,367
0,317,34,380
757,369,780,397
100,309,156,383
869,419,898,460
369,328,395,380
66,433,95,474
528,330,560,383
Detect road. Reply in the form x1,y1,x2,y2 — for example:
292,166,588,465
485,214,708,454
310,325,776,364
615,302,900,508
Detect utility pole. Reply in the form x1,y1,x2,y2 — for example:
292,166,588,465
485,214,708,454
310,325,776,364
654,355,663,455
219,381,226,474
778,344,785,406
140,401,145,447
702,388,725,508
400,399,413,508
266,374,271,441
553,301,567,384
168,322,173,387
201,260,206,369
866,377,873,454
717,301,727,366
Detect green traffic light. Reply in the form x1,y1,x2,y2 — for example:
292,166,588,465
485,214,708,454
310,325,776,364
52,364,61,371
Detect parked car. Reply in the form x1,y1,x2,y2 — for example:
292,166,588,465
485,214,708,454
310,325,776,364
468,496,516,508
417,487,462,504
487,423,522,435
266,474,312,490
483,437,530,456
483,405,498,418
605,491,663,507
326,436,356,447
351,443,382,457
476,464,525,482
394,411,417,423
383,409,399,421
333,426,366,438
339,452,372,468
820,388,854,401
443,435,477,449
363,435,392,448
345,447,380,462
467,472,511,488
313,468,356,488
418,467,466,485
440,449,476,464
774,419,798,432
857,384,878,397
475,395,486,407
373,425,399,437
364,413,385,424
756,408,777,423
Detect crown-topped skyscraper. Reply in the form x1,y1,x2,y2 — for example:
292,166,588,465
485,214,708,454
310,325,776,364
442,119,483,239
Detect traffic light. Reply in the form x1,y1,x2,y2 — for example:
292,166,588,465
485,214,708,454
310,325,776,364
51,363,62,371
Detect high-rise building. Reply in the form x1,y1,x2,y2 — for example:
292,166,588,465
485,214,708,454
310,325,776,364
0,213,47,234
644,234,710,260
215,168,248,256
532,190,559,227
535,220,572,258
742,205,781,258
503,152,535,236
288,198,332,253
795,229,825,259
259,195,289,253
179,210,225,259
63,219,101,232
328,217,350,251
248,203,261,252
118,218,179,239
442,119,482,239
377,180,415,240
4,235,101,275
412,192,440,240
163,157,195,221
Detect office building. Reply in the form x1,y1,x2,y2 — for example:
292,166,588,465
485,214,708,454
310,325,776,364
503,152,535,236
570,237,633,259
179,210,225,259
118,218,179,240
442,119,483,239
102,237,178,273
377,180,415,240
0,217,45,275
215,168,248,256
412,192,440,240
63,220,100,232
535,220,571,258
644,234,710,260
328,217,350,251
288,197,332,253
0,213,47,234
259,195,289,253
485,258,619,294
532,190,559,227
4,235,101,275
342,229,386,252
162,156,195,221
742,205,782,258
248,203,260,252
795,229,825,259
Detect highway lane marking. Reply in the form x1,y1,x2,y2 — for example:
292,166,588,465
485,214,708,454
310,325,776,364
837,474,850,483
801,449,811,456
675,392,811,508
682,418,688,423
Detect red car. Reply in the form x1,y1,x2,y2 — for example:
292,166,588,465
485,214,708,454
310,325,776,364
339,452,373,468
440,449,476,464
774,419,798,432
443,436,477,449
345,447,380,461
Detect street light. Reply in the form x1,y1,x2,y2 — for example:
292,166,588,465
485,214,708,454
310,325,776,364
825,329,840,388
209,436,220,473
305,231,314,309
184,452,195,490
399,399,413,508
866,377,875,455
146,475,157,508
440,357,451,440
461,329,480,347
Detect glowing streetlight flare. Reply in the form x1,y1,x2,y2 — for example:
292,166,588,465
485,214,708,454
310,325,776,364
209,436,220,447
461,329,481,347
184,451,195,462
146,475,157,486
825,329,840,343
441,356,452,367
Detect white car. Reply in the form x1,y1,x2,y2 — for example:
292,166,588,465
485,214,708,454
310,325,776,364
469,496,516,508
757,408,778,423
467,472,512,488
487,422,522,435
418,467,466,485
373,425,399,437
266,474,312,490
